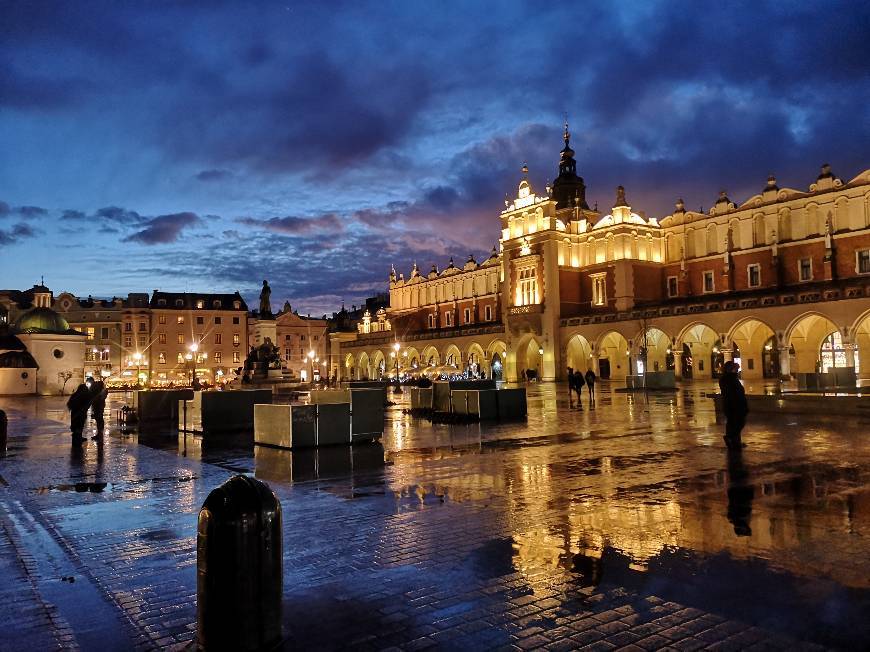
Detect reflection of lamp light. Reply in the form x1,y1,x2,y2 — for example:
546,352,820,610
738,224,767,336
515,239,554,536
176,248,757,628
538,347,544,355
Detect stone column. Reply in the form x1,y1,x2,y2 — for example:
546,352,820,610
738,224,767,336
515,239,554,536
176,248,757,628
592,352,600,377
778,345,791,379
721,347,734,363
673,351,683,380
843,339,857,368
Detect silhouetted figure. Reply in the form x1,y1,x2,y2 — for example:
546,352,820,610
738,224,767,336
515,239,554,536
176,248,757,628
719,361,748,449
573,370,585,409
88,378,107,440
67,383,92,444
585,369,596,402
567,366,575,407
192,377,202,391
726,447,754,536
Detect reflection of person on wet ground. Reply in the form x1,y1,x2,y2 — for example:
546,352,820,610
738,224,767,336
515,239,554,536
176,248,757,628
573,370,585,409
585,368,596,404
719,360,748,449
87,378,107,440
726,447,753,536
67,383,92,445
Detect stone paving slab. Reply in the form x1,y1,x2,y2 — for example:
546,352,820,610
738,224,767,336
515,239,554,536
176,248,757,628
1,384,869,650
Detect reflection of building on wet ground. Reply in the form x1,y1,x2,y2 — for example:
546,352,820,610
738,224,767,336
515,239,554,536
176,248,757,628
340,129,870,387
2,382,870,648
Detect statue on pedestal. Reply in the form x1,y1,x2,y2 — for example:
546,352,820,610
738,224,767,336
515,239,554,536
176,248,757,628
259,279,273,319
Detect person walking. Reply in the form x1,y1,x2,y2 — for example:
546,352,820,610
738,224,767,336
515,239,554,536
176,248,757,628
67,383,92,445
88,378,108,440
585,368,596,403
573,369,585,409
567,366,575,408
719,361,748,449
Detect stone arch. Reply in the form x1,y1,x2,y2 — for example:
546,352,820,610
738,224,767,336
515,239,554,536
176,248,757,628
852,308,870,379
421,345,440,368
486,338,507,381
566,333,593,372
705,223,718,255
632,326,673,374
785,312,844,374
512,333,544,381
371,350,386,380
357,351,370,380
676,322,720,379
727,317,777,379
466,342,486,376
728,218,741,249
443,344,461,368
595,330,630,380
403,345,420,368
344,353,355,380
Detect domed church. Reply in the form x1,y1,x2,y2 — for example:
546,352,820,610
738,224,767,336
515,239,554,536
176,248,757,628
0,284,86,395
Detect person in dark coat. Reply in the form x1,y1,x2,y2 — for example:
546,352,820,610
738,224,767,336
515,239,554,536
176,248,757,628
584,369,596,402
67,383,92,444
719,361,748,449
567,367,575,407
88,378,108,440
573,370,585,409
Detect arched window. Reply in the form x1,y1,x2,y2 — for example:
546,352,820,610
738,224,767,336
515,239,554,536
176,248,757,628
685,228,695,258
729,219,741,249
753,214,766,246
706,224,718,255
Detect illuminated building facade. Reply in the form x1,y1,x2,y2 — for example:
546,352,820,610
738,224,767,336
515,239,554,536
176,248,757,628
268,303,328,382
340,126,870,384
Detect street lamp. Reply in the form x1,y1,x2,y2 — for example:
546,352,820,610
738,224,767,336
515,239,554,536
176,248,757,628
392,342,401,393
132,352,142,388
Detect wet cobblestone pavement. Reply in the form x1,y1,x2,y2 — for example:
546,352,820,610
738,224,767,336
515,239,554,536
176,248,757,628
2,382,870,651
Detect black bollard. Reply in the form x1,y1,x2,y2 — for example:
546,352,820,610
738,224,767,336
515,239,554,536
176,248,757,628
0,409,7,453
197,475,282,651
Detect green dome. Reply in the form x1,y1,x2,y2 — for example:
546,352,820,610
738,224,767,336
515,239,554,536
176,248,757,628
12,307,75,334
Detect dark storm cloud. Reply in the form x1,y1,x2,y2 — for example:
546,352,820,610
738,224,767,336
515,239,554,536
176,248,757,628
124,212,201,245
0,223,36,246
0,202,50,219
195,169,232,182
237,214,343,236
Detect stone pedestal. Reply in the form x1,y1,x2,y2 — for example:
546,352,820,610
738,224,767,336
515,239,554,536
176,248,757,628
253,319,277,347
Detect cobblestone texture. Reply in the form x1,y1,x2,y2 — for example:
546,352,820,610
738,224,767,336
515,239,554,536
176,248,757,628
1,382,869,650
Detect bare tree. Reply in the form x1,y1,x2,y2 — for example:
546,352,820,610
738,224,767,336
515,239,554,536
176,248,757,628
58,371,74,396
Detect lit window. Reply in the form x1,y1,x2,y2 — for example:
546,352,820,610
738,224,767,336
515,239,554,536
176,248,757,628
177,352,184,364
177,316,184,325
101,350,110,361
233,352,240,363
667,276,678,298
747,264,761,288
233,301,241,309
124,336,132,347
445,311,453,327
799,258,813,281
214,352,221,363
158,352,166,364
463,308,470,324
86,327,95,339
233,333,240,345
158,315,166,324
517,267,538,306
857,249,870,274
196,300,204,309
177,334,184,344
591,273,607,306
86,349,96,362
214,333,222,344
485,305,492,321
158,333,166,344
703,271,715,293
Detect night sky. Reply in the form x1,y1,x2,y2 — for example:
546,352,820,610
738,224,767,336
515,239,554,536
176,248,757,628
2,1,869,315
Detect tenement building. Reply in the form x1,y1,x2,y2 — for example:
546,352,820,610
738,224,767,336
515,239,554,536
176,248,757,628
338,126,870,384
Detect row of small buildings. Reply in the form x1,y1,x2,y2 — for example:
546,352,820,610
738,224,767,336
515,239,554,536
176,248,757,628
0,287,332,394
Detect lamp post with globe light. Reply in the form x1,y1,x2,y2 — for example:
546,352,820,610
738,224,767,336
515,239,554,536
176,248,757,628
392,342,401,393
